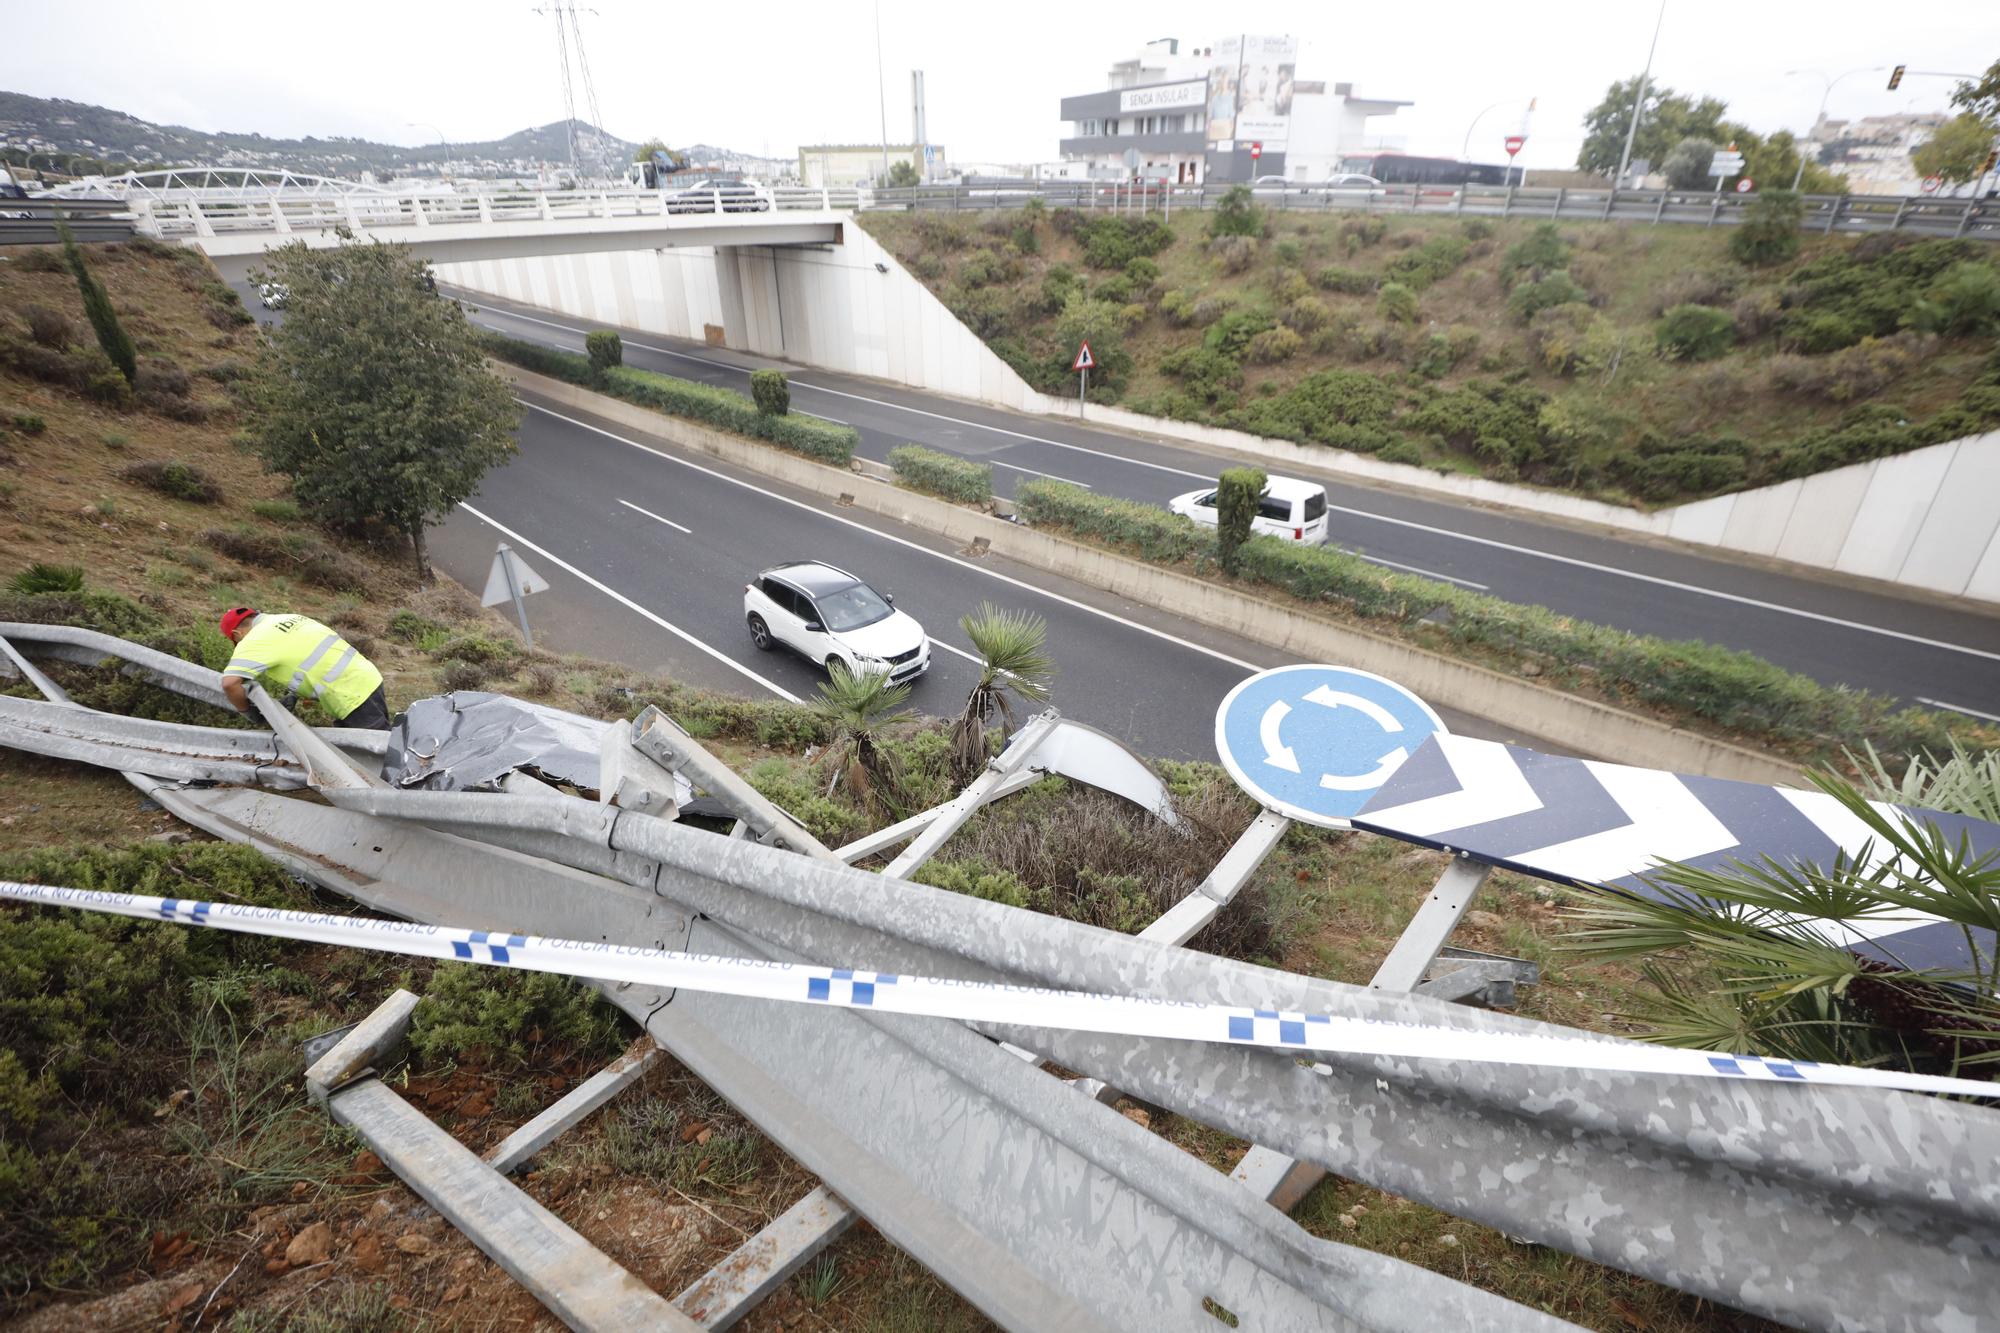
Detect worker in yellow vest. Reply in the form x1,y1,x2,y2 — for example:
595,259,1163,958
218,606,391,730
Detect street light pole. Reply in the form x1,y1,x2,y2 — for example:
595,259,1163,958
1783,67,1884,190
874,0,891,186
407,122,450,176
1615,0,1668,188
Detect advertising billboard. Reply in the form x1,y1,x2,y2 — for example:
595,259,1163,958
1206,34,1297,148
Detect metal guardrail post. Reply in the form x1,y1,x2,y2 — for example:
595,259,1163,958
1501,188,1512,219
1955,202,1977,239
1653,191,1669,223
1550,187,1564,218
630,706,837,860
1825,196,1843,235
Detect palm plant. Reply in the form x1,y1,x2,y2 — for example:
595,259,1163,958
1563,771,2000,1079
951,602,1056,781
810,661,912,813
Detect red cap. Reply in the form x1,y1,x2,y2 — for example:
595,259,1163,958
219,606,258,639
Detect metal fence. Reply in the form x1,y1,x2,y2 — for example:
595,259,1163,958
860,180,2000,240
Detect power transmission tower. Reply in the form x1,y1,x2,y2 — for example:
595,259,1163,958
532,1,605,179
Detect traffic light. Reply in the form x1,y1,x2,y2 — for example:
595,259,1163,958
1888,65,1906,90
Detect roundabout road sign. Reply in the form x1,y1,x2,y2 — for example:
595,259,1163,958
1215,665,1446,826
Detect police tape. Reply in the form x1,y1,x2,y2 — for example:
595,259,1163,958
3,879,1993,1100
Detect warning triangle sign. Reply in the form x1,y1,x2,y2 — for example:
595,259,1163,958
1072,342,1096,372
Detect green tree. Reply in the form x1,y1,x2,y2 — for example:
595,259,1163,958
54,215,136,384
1738,129,1846,194
1728,190,1803,267
1576,77,1730,174
1214,467,1266,575
632,138,683,168
1949,58,2000,123
810,662,912,812
1208,185,1263,238
246,240,519,582
1661,136,1721,190
585,330,622,379
1913,113,1999,186
883,159,921,188
950,602,1055,780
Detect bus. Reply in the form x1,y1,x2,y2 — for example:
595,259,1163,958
1338,153,1521,187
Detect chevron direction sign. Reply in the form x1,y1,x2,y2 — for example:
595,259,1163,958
1352,734,2000,973
1215,665,1447,826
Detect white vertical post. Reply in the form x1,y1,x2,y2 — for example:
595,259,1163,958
497,543,534,649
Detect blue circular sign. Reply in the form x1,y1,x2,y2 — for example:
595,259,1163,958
1214,665,1447,826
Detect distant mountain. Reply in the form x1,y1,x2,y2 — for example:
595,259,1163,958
0,90,647,180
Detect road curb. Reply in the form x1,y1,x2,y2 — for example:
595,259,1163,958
496,364,1802,785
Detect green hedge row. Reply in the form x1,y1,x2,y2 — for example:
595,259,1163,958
1018,481,1966,758
1015,478,1211,563
888,444,992,503
477,330,858,466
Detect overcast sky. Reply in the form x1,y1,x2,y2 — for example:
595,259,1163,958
5,1,1993,170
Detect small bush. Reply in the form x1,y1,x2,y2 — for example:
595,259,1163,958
10,247,67,274
1382,234,1471,290
439,659,490,691
135,361,192,400
1160,289,1199,326
1078,215,1175,269
1280,296,1330,333
1767,332,1926,403
1124,256,1160,286
1507,270,1590,322
1528,302,1601,374
1654,304,1737,361
388,609,449,643
1911,261,2000,338
1340,216,1387,249
1649,270,1739,317
605,365,855,464
9,562,85,595
1461,218,1495,240
888,443,992,503
250,498,302,521
10,413,46,436
1210,234,1257,274
1376,281,1420,325
1501,223,1569,283
1208,185,1263,239
1729,190,1804,267
410,963,625,1070
1779,310,1865,354
750,368,790,417
1377,438,1424,466
120,459,223,503
1015,480,1210,563
1732,289,1782,340
585,330,623,377
1314,266,1377,295
1246,326,1303,363
202,526,354,591
910,253,945,280
23,306,74,350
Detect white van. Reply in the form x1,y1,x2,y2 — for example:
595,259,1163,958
1169,475,1330,545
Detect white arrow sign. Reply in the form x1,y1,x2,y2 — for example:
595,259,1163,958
1303,685,1404,733
1319,746,1409,791
1260,700,1300,773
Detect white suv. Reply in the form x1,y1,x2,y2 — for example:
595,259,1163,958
1169,475,1330,545
744,561,930,683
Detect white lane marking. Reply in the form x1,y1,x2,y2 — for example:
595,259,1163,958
1342,548,1488,590
800,410,849,425
986,458,1093,488
926,637,981,665
457,503,801,703
1329,503,2000,666
789,378,1213,481
1917,696,2000,723
516,400,1264,672
472,297,1210,481
617,498,692,534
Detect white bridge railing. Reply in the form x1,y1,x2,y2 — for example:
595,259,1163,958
130,185,863,240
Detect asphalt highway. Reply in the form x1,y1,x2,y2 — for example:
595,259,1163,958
447,288,2000,725
427,395,1571,762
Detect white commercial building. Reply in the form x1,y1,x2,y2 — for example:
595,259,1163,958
798,143,948,188
1058,36,1408,184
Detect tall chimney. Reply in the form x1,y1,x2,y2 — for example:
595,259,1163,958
911,70,928,179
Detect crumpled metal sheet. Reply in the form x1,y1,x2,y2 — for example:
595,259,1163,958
384,691,612,793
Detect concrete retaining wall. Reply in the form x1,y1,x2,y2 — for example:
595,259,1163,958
447,235,2000,607
498,364,1803,786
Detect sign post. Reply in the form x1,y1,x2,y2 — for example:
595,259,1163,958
1504,133,1526,187
1708,143,1746,194
1072,341,1095,415
481,541,550,649
1250,141,1263,170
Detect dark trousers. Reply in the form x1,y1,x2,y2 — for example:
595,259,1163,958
338,685,393,731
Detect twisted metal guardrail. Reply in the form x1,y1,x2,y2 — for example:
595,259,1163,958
2,620,1996,1332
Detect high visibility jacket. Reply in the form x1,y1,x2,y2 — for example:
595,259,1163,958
221,613,383,720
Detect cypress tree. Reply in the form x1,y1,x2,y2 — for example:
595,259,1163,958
55,213,137,384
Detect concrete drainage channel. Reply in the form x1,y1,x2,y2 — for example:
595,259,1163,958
495,365,1808,787
3,621,1996,1332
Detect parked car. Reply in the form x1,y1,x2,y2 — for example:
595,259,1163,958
666,179,773,214
258,282,289,309
1320,173,1383,191
1169,476,1330,544
744,560,930,683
